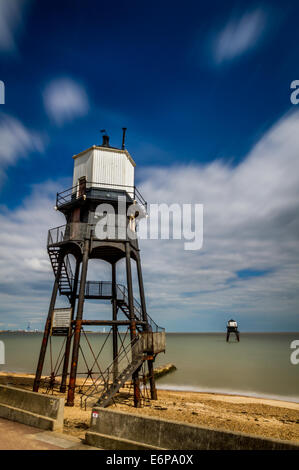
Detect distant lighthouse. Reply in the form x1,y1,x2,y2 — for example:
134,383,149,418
226,319,240,342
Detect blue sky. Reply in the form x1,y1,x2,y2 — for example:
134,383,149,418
0,0,299,331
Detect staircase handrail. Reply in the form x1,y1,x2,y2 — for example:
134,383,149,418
63,254,74,286
117,284,164,333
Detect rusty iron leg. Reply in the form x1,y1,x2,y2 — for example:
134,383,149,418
136,253,157,400
133,367,142,408
60,258,80,393
66,240,89,406
126,242,141,408
136,254,147,323
33,254,64,392
147,359,157,400
112,263,118,382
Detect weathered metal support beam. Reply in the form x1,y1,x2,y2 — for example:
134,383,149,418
133,364,142,408
125,242,141,408
136,253,148,324
60,258,80,393
33,253,64,392
66,239,90,406
112,262,118,382
126,243,136,340
147,358,158,400
136,253,158,400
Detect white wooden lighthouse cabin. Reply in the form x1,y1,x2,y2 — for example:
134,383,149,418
55,131,147,237
72,133,135,197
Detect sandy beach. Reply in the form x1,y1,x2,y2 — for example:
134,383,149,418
0,372,298,444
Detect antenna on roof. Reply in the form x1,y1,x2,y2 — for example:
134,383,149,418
121,127,127,150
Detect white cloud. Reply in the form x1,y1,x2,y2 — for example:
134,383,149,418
212,9,266,65
1,111,299,331
137,110,299,331
43,78,89,125
0,0,30,53
0,181,67,328
0,113,44,179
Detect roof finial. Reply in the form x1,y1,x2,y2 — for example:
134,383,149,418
100,129,110,147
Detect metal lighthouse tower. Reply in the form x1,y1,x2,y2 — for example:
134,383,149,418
33,129,165,408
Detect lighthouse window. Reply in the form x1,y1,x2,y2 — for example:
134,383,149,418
77,177,86,198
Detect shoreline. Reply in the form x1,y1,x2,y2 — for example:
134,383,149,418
0,372,298,443
1,370,298,406
156,385,299,406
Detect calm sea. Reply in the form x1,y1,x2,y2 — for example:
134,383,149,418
0,332,298,402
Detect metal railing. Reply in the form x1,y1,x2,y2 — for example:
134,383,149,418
47,223,90,245
71,279,164,334
56,181,147,212
84,281,112,298
47,222,139,246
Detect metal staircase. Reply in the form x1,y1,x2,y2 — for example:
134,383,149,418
96,356,144,408
48,247,73,299
81,335,145,409
116,284,160,333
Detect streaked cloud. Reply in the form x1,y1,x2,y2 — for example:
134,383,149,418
138,110,299,331
43,78,89,125
212,9,267,65
0,0,31,53
0,113,44,179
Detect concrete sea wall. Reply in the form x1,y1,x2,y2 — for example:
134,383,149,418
0,384,64,431
86,407,299,450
